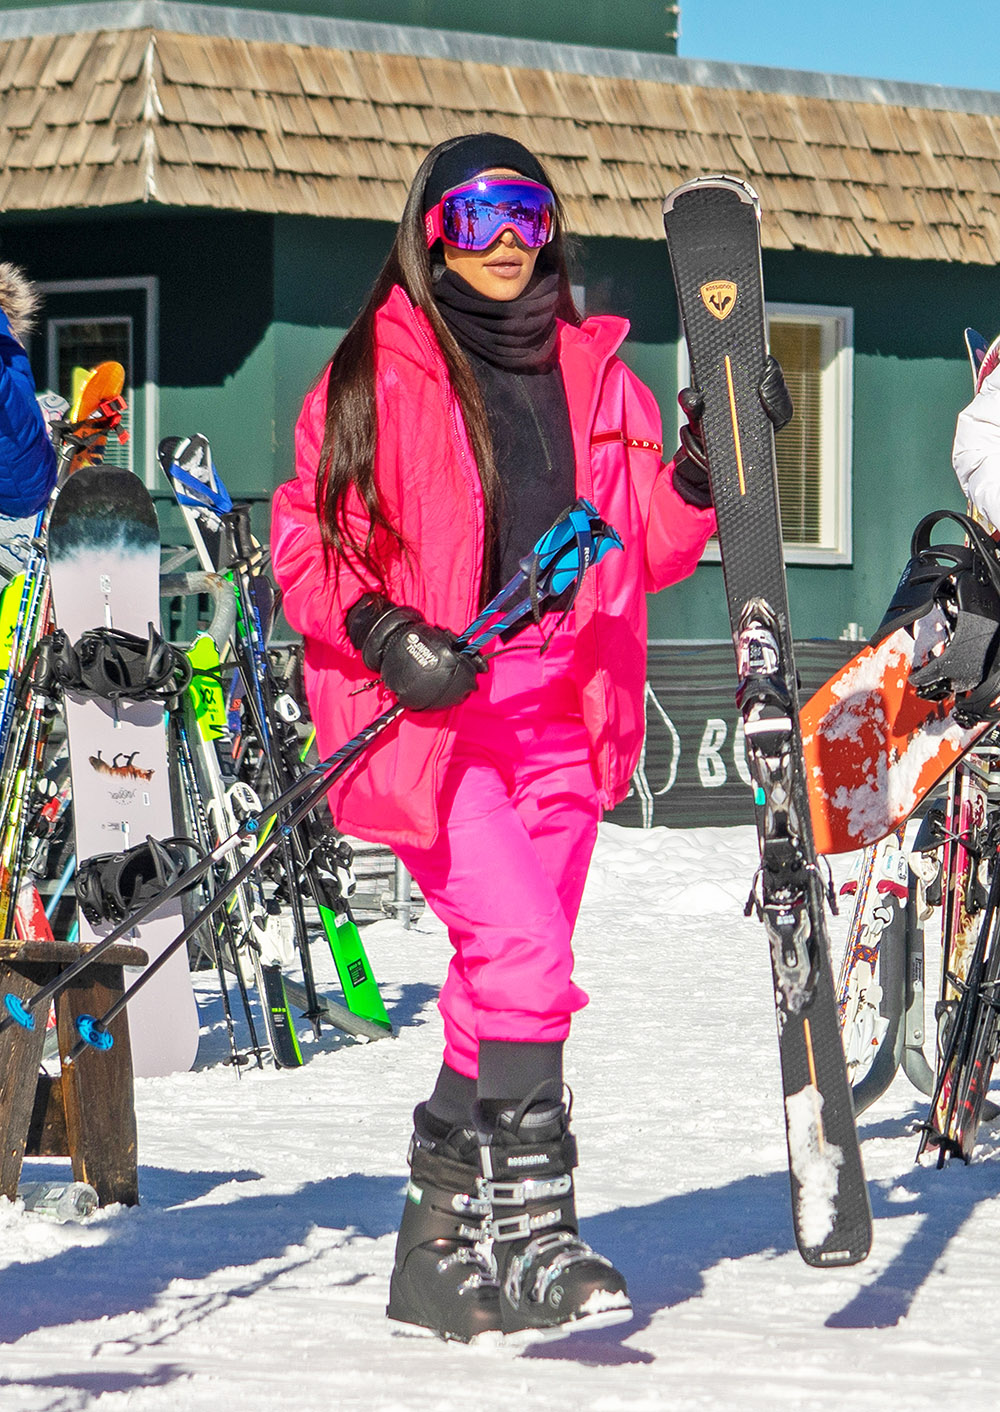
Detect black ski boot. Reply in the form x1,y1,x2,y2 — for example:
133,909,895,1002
386,1104,500,1342
478,1095,632,1338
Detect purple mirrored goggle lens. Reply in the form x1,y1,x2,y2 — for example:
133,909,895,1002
424,178,556,252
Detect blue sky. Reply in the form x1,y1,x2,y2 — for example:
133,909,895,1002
678,1,996,94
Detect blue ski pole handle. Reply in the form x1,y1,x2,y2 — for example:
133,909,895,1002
3,498,622,1036
461,498,622,651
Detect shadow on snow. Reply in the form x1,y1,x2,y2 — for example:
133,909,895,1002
826,1102,1000,1330
189,979,441,1070
4,1106,1000,1380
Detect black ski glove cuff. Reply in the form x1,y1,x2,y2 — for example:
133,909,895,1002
346,593,423,673
345,592,486,712
671,385,712,508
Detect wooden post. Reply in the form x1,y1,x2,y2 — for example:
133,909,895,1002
0,954,55,1200
0,941,147,1207
56,954,143,1207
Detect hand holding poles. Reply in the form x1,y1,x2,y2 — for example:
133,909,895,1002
346,596,487,712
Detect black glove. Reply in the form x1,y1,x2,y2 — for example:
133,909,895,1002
670,355,794,509
345,593,486,712
758,353,793,431
671,384,712,508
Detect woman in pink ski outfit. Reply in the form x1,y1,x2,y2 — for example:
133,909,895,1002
271,133,773,1344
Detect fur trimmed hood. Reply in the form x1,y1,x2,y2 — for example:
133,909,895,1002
0,262,41,343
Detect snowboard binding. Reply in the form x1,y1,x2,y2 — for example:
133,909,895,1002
76,835,203,927
875,510,1000,725
48,624,193,705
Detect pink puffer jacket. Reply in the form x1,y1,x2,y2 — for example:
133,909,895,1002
270,285,715,849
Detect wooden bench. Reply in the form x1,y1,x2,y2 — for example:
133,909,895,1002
0,940,148,1208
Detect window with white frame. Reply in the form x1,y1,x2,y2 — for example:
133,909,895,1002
33,278,158,488
679,302,853,565
48,316,134,472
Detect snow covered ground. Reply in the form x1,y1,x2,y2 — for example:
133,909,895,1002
3,821,1000,1411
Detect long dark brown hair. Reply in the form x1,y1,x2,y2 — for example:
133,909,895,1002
314,134,580,602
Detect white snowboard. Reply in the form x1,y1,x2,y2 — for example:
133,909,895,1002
47,465,199,1076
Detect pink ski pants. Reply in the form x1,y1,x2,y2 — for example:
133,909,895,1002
395,625,600,1080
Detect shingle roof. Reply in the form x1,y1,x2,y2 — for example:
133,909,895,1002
2,24,1000,262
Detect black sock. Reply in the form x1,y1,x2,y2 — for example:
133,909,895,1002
424,1062,477,1130
476,1039,564,1115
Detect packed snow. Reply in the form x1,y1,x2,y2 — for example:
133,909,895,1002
3,820,1000,1410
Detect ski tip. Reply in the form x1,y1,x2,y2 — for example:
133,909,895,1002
70,361,125,424
978,332,1000,395
965,328,987,384
662,174,760,218
157,435,185,469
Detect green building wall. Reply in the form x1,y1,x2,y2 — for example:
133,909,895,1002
3,206,997,640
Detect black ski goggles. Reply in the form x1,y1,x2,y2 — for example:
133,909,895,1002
424,177,556,252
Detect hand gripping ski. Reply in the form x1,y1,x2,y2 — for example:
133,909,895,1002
663,174,872,1267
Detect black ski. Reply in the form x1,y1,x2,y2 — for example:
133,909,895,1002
663,175,872,1266
917,810,1000,1164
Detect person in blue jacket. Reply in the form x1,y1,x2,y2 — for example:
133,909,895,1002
0,262,57,519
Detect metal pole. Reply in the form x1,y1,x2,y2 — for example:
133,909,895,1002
393,857,413,931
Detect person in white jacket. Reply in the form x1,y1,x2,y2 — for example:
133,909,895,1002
953,341,1000,527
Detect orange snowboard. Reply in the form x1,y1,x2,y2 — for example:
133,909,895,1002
63,361,128,474
69,360,124,423
800,620,988,856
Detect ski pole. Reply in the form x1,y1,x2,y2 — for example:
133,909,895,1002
170,707,264,1072
0,694,405,1036
64,721,397,1060
222,513,325,1033
918,829,1000,1162
45,853,77,921
1,498,621,1037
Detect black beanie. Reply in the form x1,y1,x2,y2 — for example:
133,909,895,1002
422,133,551,213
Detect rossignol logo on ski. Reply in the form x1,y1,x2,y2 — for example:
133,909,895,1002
699,280,737,321
89,750,155,781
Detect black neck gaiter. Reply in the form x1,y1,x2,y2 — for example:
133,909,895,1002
433,268,560,370
431,267,576,595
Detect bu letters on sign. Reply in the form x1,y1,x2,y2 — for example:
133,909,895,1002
610,640,855,830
